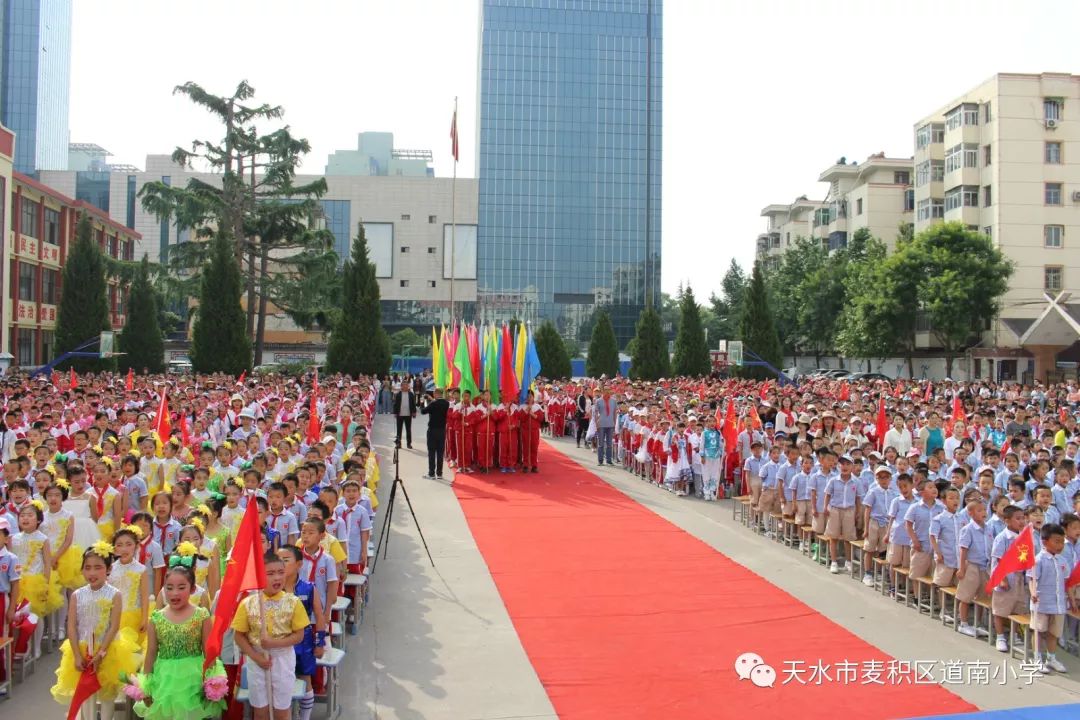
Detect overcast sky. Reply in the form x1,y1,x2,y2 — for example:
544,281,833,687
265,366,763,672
71,0,1080,299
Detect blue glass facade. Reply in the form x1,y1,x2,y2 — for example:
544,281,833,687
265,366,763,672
320,199,351,262
1,0,72,173
477,0,661,344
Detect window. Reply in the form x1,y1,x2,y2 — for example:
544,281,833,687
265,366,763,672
428,280,436,288
108,235,117,258
428,215,436,224
785,232,790,245
945,188,961,212
40,331,53,362
17,328,33,367
44,208,59,245
916,125,931,149
904,189,915,212
945,145,962,173
983,185,992,207
400,214,411,221
931,161,944,181
945,108,961,131
1045,225,1064,248
932,200,944,218
983,226,993,239
427,246,437,254
962,104,980,126
894,171,910,185
983,145,991,166
963,144,979,168
1046,182,1063,205
18,262,34,301
983,102,992,123
932,124,945,143
20,198,39,239
1045,98,1063,121
1046,142,1062,164
115,286,125,316
1045,265,1064,291
916,160,930,186
400,246,410,253
963,186,979,207
917,199,930,221
944,187,977,212
41,269,57,304
856,198,863,215
399,279,409,287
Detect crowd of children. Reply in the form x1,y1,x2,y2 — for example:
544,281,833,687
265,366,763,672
0,371,380,719
563,376,1080,675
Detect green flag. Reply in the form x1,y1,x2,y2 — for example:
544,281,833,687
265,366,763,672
436,326,451,389
485,326,500,404
454,326,478,396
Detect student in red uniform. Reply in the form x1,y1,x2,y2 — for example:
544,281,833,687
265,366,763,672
520,390,543,473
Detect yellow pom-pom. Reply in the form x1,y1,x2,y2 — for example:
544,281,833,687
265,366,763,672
29,498,46,512
176,541,199,557
55,477,71,491
92,445,103,455
122,524,144,540
90,540,114,559
195,504,212,518
189,517,205,533
101,457,114,468
44,464,57,478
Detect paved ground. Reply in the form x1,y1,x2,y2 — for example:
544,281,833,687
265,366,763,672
8,422,1080,717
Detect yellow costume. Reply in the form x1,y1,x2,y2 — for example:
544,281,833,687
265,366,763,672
108,558,148,650
11,529,63,615
44,509,84,589
52,583,140,703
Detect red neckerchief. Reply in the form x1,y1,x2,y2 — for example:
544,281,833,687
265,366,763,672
155,520,171,547
269,511,285,530
341,503,356,528
303,547,323,582
91,484,109,517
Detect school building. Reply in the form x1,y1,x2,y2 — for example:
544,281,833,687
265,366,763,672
0,123,138,367
757,72,1080,383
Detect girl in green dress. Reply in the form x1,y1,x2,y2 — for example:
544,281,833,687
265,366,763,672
134,561,226,720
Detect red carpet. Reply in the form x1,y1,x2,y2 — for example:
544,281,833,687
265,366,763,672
453,443,978,720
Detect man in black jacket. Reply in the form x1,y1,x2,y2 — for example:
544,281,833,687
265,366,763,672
393,382,417,448
420,389,450,480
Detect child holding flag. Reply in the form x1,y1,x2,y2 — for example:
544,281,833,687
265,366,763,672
1027,523,1072,673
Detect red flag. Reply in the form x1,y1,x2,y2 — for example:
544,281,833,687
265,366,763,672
748,403,762,430
154,388,171,442
450,107,459,162
839,381,850,402
306,370,320,444
204,499,267,671
984,525,1037,594
1000,434,1011,455
721,401,738,449
663,397,673,420
924,382,933,403
1067,556,1080,590
69,368,78,389
1060,406,1069,423
758,381,769,400
125,368,134,392
67,665,102,720
51,369,60,388
499,325,519,403
237,369,246,385
893,381,904,398
952,395,967,424
875,395,888,451
179,412,193,449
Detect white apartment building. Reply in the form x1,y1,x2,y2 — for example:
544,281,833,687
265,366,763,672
756,154,912,267
913,72,1080,383
757,197,825,267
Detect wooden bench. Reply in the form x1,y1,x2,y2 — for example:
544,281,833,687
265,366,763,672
1063,610,1080,657
939,586,959,628
871,557,891,595
910,575,936,616
893,567,911,605
973,598,995,645
732,496,751,525
768,512,784,540
1009,614,1032,661
847,540,865,579
799,526,814,555
0,637,11,699
781,517,800,548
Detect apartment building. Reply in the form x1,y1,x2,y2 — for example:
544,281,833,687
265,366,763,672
756,153,912,266
757,197,825,268
913,72,1080,382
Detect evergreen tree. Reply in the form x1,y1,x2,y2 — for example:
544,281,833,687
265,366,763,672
629,306,670,381
191,232,251,374
586,309,619,378
738,262,783,380
55,214,114,371
672,286,711,376
118,255,164,373
533,321,571,379
327,224,391,377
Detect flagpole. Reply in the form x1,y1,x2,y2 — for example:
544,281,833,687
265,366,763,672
450,96,458,327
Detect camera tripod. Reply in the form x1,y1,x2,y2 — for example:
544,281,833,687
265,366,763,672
373,443,435,571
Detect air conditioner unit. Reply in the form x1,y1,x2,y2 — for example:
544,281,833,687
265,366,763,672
1046,118,1059,129
1073,191,1080,202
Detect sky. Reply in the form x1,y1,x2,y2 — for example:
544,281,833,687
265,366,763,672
71,0,1080,300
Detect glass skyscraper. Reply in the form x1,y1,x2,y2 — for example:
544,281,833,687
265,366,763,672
477,0,661,344
2,0,72,173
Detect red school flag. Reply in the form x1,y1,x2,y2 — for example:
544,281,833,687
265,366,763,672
66,665,102,720
51,369,60,388
952,394,967,424
758,381,769,401
924,381,933,403
125,367,134,392
306,369,320,445
153,387,171,442
450,106,460,162
984,525,1037,594
721,400,738,449
839,381,850,402
69,368,78,389
893,381,904,398
875,395,888,450
204,499,267,671
1060,406,1069,423
179,412,193,449
748,403,762,430
499,324,519,404
1067,555,1080,590
237,369,247,385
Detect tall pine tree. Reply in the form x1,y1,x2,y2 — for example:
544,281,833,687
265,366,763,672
672,286,711,376
55,214,114,371
629,306,670,380
191,232,251,374
327,224,391,377
533,321,571,379
739,262,783,380
586,308,619,378
119,256,164,373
